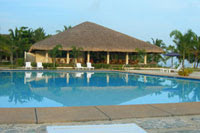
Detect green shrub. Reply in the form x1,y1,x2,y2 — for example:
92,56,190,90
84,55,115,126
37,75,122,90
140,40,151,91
93,64,111,69
178,68,194,76
57,63,73,67
16,58,24,66
31,62,37,67
43,63,58,69
0,62,11,66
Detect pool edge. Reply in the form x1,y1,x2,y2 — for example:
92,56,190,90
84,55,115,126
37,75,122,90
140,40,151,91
1,102,200,124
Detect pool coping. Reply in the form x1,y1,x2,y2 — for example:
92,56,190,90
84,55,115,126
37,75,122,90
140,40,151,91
0,69,200,124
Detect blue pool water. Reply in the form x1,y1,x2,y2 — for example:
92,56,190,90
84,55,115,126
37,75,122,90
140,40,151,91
0,71,200,108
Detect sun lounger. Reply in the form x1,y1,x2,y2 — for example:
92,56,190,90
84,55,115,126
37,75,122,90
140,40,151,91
160,64,182,73
25,62,32,69
160,68,170,72
86,62,94,70
169,65,182,73
75,63,85,70
37,62,44,69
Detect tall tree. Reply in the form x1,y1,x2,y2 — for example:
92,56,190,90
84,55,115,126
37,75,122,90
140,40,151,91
192,35,200,68
170,29,196,70
0,34,12,62
48,44,63,67
71,46,83,64
32,27,47,42
148,38,167,64
9,27,33,59
56,25,72,33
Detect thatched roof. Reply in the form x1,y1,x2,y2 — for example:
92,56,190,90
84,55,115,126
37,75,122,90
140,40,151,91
30,22,163,53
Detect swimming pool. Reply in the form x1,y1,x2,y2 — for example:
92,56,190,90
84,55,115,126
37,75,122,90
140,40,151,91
0,71,200,108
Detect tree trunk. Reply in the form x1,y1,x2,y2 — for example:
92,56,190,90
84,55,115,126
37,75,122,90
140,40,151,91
0,55,2,62
74,58,77,64
197,61,200,68
182,52,185,71
10,52,13,66
53,58,56,68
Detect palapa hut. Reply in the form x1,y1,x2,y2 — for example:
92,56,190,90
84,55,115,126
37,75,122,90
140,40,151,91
29,21,163,64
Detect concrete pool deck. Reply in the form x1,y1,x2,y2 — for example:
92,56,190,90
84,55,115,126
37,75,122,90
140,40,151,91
1,102,200,124
123,69,200,80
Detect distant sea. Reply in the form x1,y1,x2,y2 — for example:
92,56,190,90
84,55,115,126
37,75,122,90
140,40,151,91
159,57,197,68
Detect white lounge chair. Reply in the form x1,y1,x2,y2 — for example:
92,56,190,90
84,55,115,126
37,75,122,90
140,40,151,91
25,62,32,69
169,65,182,73
160,68,170,72
37,62,44,69
75,63,85,70
160,65,182,73
86,62,94,70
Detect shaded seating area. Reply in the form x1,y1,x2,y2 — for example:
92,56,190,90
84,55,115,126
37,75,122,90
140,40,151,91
28,22,164,65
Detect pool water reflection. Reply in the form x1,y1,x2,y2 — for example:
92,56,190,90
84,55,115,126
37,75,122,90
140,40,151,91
0,71,200,108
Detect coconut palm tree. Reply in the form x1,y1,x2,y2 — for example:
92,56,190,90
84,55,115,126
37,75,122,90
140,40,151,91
48,44,63,67
148,38,167,64
33,27,48,42
192,35,200,68
9,27,29,58
0,34,16,65
71,46,83,64
56,25,72,33
170,29,196,70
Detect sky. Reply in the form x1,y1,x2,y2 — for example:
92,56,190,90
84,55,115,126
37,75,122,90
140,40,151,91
0,0,200,46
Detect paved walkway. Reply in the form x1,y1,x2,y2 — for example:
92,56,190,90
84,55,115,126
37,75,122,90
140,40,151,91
1,115,200,133
126,70,200,80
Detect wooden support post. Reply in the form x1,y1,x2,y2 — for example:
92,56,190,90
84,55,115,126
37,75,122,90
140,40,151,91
107,52,110,64
87,51,90,63
144,54,147,65
66,51,70,64
126,52,129,65
24,51,26,62
45,51,48,63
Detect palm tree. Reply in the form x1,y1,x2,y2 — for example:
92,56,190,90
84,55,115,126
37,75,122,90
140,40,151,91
48,44,63,67
148,38,167,64
192,35,200,68
71,46,83,64
0,35,11,62
33,27,47,42
170,29,196,70
135,48,146,63
0,33,17,65
56,25,72,33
